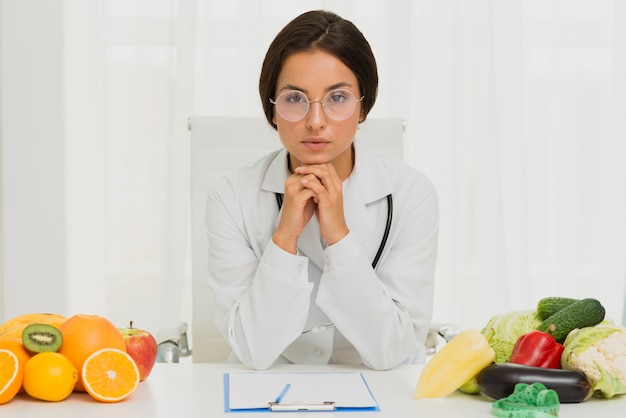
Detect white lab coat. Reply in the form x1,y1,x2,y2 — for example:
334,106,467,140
205,140,438,370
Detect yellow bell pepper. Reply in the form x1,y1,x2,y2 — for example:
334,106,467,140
414,328,495,399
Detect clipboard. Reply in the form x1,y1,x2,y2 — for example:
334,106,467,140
223,372,380,413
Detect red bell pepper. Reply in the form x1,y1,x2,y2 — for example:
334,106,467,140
508,330,564,368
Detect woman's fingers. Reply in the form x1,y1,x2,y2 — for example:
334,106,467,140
294,164,348,245
294,164,340,196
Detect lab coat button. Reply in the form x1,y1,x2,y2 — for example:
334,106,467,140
314,347,325,356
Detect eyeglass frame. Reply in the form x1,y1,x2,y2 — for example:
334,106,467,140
269,88,364,122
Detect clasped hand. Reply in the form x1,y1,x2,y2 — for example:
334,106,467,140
272,163,349,254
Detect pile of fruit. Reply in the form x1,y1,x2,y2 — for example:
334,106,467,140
0,313,157,405
414,296,626,403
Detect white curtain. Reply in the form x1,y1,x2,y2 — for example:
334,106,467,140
62,0,626,337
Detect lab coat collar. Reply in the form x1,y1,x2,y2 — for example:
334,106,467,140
350,139,395,203
344,140,395,254
260,149,289,194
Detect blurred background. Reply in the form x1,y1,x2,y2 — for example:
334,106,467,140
1,0,625,340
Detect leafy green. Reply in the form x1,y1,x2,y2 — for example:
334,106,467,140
480,310,543,363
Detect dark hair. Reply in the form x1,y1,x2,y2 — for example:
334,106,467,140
259,10,378,129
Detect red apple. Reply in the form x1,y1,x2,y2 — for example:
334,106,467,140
119,321,158,381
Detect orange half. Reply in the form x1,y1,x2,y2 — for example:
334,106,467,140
82,348,140,403
0,338,31,393
0,349,22,405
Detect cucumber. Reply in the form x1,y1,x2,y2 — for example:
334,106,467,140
536,298,605,342
536,296,579,320
477,363,593,403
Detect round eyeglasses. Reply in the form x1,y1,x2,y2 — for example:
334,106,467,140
270,89,364,122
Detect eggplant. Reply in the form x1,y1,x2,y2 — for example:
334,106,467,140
476,363,593,403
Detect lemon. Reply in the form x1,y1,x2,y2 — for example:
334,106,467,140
24,352,78,401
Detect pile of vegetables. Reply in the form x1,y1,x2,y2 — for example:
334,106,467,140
415,296,626,403
480,297,605,365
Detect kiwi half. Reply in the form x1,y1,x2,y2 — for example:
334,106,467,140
22,323,63,353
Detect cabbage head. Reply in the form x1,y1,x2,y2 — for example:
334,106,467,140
561,324,626,398
480,309,543,363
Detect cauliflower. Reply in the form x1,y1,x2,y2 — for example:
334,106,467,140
561,324,626,398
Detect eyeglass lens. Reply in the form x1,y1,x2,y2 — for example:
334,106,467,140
272,89,360,122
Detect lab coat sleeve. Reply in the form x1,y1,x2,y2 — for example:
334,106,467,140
315,175,438,370
205,181,314,370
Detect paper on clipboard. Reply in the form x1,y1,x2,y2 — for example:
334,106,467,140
224,372,380,412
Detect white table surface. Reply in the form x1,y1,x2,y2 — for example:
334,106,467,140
2,362,625,417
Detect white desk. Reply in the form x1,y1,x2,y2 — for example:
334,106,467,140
2,363,625,417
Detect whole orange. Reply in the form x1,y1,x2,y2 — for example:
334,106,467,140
23,352,77,402
58,314,126,392
0,338,32,393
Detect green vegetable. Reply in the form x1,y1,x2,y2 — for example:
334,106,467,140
536,296,579,320
537,298,605,343
457,378,480,395
561,324,626,398
480,310,543,363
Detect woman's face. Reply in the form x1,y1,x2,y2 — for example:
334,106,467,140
273,50,362,178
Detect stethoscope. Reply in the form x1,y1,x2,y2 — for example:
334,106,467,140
275,192,393,335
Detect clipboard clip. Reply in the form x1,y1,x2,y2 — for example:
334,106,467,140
268,401,336,411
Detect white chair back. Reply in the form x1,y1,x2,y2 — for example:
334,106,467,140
189,116,404,362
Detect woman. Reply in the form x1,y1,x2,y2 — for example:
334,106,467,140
206,10,438,370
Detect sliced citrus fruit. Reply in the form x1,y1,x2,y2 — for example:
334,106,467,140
23,352,77,401
82,348,139,403
0,338,31,393
0,348,22,405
